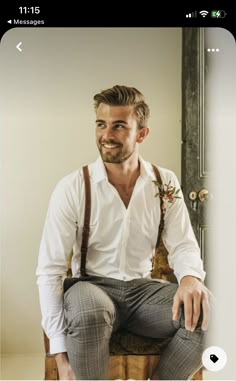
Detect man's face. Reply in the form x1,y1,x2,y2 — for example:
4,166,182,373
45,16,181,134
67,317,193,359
96,103,141,164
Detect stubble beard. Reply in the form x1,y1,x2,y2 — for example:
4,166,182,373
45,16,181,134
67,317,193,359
97,140,134,164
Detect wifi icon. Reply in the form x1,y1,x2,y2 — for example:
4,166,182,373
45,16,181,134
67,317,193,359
199,10,209,17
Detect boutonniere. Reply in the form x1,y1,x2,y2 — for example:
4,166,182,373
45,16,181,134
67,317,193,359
153,180,181,213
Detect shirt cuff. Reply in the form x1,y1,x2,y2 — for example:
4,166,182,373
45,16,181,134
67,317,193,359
49,335,67,354
177,269,206,284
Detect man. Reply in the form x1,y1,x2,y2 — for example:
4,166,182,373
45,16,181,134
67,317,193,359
36,85,210,380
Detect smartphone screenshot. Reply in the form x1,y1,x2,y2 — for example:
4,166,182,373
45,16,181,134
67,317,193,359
0,5,235,381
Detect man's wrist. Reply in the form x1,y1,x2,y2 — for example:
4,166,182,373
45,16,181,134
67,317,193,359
180,275,202,284
55,352,69,365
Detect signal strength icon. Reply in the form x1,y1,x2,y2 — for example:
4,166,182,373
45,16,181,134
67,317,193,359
199,10,209,17
186,11,197,18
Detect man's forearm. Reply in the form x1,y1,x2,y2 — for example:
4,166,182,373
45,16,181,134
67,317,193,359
55,352,76,380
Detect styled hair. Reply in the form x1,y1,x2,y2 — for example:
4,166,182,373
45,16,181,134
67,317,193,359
93,85,150,129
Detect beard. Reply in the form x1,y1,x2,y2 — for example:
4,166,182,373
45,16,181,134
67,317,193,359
97,139,134,164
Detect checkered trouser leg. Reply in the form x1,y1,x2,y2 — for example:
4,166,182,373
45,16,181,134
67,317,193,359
64,280,117,380
124,281,204,380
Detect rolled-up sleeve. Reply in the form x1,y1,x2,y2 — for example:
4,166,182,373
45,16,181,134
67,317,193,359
161,171,206,283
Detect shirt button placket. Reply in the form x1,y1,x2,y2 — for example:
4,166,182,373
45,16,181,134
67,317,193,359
119,210,130,276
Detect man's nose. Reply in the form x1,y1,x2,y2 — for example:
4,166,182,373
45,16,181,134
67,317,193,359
102,126,115,141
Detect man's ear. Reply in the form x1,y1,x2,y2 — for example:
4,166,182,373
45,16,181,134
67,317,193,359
137,127,149,143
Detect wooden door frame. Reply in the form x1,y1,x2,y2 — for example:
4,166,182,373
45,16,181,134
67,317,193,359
181,28,206,249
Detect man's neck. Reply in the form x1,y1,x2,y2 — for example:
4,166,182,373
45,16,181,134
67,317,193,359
104,155,140,189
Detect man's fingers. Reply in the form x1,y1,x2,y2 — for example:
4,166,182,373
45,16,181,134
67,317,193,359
183,294,193,331
191,291,201,331
172,295,181,321
201,293,210,331
172,281,212,332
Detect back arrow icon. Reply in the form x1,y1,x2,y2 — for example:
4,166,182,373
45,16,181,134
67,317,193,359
16,42,22,52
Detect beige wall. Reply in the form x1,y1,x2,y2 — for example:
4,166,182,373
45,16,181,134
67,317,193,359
0,28,182,354
205,28,236,380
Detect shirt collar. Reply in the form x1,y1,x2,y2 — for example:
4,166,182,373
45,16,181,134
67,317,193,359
90,156,108,184
139,155,156,181
90,155,156,184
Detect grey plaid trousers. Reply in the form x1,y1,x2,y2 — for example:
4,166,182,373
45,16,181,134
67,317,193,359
64,276,204,380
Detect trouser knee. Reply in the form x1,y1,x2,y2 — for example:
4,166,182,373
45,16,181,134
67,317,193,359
64,282,116,338
68,307,115,336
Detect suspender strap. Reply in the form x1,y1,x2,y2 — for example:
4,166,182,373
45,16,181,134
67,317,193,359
80,166,91,276
152,164,165,249
79,164,164,276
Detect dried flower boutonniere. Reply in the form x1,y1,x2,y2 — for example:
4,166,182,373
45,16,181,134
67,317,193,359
153,180,181,214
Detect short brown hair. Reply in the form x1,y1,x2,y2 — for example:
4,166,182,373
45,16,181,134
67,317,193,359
93,85,150,129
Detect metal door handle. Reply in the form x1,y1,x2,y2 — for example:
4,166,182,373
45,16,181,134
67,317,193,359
198,188,209,202
189,191,197,201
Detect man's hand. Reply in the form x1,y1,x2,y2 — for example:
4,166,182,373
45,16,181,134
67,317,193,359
172,275,211,332
55,352,76,380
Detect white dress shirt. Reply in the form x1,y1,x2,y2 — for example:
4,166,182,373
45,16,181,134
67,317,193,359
36,156,205,354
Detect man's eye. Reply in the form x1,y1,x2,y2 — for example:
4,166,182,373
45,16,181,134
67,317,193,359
115,125,124,129
96,124,105,128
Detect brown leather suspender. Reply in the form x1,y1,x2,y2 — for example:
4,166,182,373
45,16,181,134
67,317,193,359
80,166,91,277
152,164,165,249
80,164,164,276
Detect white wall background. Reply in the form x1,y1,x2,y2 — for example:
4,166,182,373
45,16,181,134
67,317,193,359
0,28,182,354
205,28,236,380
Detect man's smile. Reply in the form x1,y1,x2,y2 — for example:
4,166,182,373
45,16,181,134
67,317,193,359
100,140,122,150
102,143,120,149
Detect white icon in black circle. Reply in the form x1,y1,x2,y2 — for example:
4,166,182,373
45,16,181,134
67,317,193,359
202,346,227,371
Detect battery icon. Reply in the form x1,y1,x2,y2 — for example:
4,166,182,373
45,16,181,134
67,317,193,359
211,10,227,18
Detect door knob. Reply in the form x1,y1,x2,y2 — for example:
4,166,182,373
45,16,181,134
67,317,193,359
198,188,209,202
188,191,198,211
189,191,197,201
